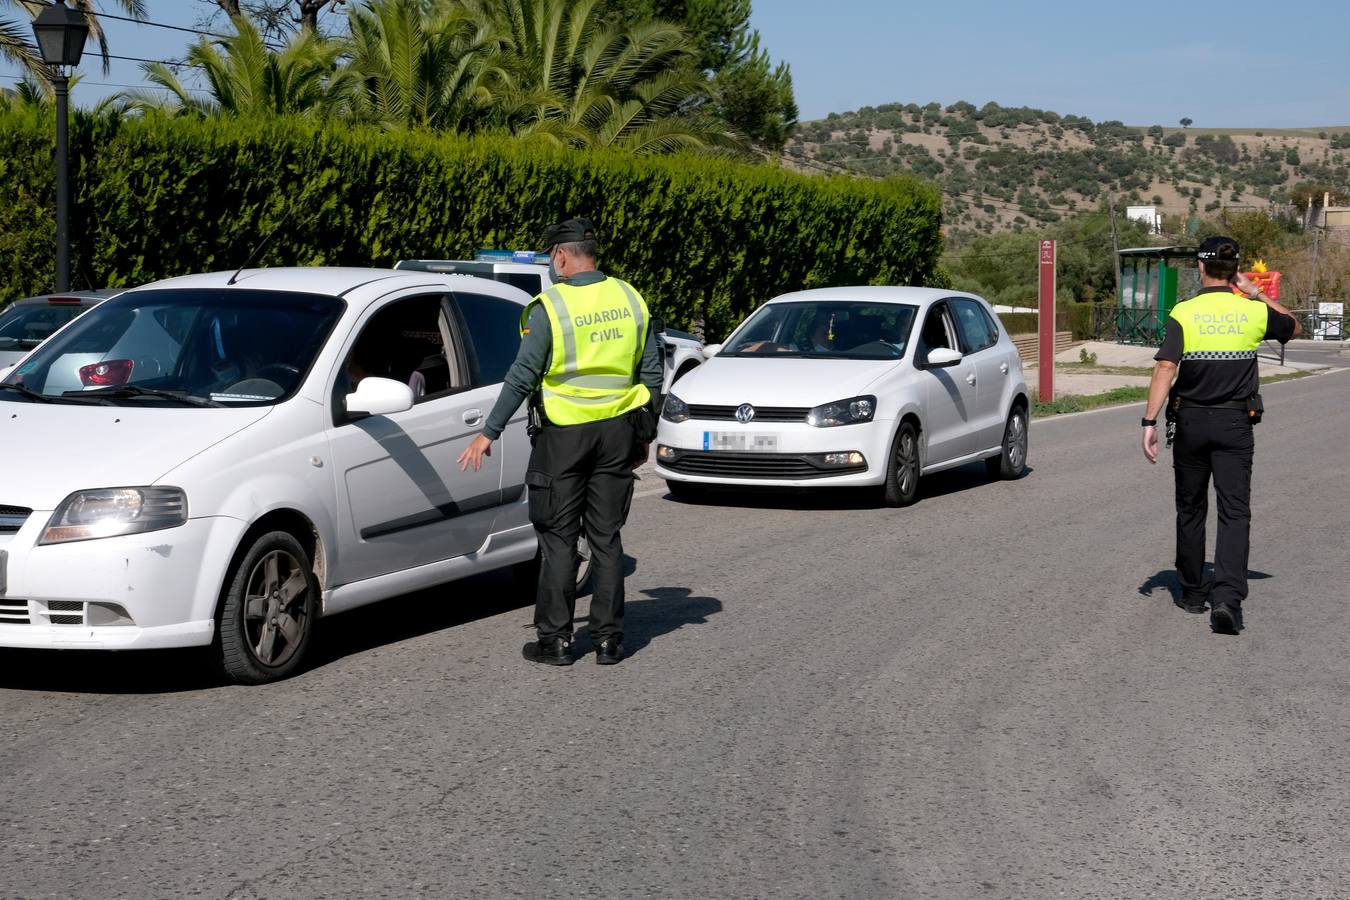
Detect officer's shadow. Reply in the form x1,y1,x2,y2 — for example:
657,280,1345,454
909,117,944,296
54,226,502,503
572,556,722,657
1139,566,1273,603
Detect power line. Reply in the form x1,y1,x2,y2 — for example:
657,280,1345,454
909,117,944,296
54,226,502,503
0,74,209,92
87,10,285,50
105,53,207,70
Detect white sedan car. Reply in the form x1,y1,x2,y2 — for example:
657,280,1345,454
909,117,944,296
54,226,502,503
0,268,573,683
655,286,1029,505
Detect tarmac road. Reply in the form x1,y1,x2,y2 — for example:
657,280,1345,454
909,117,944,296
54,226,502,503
2,369,1348,900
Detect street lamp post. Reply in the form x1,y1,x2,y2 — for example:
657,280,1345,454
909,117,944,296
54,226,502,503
31,0,89,293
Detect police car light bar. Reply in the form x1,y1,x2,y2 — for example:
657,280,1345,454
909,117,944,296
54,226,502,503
474,249,549,265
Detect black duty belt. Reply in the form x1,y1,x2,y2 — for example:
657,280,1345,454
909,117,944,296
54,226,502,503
1177,399,1248,410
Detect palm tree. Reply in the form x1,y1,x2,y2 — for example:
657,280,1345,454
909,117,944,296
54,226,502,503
2,0,148,77
121,15,347,117
470,0,742,153
342,0,511,132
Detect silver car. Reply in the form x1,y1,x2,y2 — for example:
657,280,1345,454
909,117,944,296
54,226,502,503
0,290,121,370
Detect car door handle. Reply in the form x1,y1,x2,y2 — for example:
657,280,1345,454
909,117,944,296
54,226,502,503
999,362,1009,375
965,373,977,386
462,408,483,426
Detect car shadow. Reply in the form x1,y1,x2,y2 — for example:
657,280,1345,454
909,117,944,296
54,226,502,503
1138,566,1273,603
662,463,1031,510
0,551,693,693
0,567,537,695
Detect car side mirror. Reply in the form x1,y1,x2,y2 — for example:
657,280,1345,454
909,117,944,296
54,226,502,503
701,343,722,359
651,316,666,334
923,347,963,368
346,376,415,417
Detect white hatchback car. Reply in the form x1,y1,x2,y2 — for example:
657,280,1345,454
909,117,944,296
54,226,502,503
655,286,1029,505
0,268,575,683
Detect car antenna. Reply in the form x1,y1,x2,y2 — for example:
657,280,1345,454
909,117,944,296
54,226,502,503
226,199,303,286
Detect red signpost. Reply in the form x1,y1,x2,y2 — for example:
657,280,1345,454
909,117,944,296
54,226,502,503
1038,239,1056,402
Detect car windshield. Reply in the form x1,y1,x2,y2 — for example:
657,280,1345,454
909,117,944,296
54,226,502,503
0,301,90,351
721,301,917,360
0,288,343,406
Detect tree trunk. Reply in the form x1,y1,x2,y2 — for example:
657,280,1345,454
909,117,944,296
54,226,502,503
216,0,243,17
296,0,344,32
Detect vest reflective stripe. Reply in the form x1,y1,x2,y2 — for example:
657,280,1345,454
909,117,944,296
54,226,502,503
523,277,652,426
1170,291,1268,354
613,279,647,373
1181,350,1258,360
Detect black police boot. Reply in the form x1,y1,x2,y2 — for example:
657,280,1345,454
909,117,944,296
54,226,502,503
594,638,624,666
1210,604,1244,635
1174,594,1208,614
522,636,574,666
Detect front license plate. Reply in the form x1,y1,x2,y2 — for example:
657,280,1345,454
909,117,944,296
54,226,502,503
703,431,778,452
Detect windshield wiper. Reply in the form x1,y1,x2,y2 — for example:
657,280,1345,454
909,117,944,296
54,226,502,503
64,385,226,408
0,382,55,403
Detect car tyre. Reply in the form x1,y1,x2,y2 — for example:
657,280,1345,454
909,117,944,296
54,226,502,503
215,530,318,685
985,404,1029,480
882,421,921,507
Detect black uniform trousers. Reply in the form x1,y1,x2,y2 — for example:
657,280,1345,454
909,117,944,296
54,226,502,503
1172,406,1254,610
525,413,637,644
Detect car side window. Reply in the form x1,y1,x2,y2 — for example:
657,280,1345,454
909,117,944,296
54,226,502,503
452,292,525,386
337,294,461,416
918,302,958,359
951,298,997,354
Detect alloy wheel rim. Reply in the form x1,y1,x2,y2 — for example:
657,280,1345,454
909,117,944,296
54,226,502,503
1007,413,1026,469
897,432,917,494
243,549,309,668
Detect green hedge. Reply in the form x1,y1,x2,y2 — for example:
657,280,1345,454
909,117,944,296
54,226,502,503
0,109,943,339
996,312,1038,335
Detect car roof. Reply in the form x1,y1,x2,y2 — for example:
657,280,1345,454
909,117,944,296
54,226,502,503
766,285,984,306
129,267,533,305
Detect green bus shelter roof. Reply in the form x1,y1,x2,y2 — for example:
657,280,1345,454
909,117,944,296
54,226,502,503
1118,246,1195,260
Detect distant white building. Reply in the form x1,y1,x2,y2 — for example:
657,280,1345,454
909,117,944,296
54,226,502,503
1126,205,1163,234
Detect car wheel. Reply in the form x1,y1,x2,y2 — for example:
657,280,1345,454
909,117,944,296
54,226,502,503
985,404,1029,480
882,421,921,507
215,531,317,684
666,479,707,503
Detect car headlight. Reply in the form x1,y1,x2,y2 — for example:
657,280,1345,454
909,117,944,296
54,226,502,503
39,487,188,545
807,395,876,428
662,392,690,423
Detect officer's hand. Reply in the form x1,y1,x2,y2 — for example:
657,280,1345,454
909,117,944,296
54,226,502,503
631,442,650,470
1142,425,1159,464
1232,272,1258,297
458,434,493,472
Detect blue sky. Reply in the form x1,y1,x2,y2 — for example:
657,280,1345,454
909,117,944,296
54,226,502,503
4,0,1348,128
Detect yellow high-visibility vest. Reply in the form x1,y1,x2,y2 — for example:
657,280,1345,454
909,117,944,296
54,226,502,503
1171,290,1269,360
522,277,651,425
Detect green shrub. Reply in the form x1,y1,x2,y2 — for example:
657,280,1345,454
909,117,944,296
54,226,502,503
998,312,1038,335
0,111,943,338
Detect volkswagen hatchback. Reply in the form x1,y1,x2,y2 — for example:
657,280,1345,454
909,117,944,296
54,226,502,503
0,268,576,683
654,287,1030,505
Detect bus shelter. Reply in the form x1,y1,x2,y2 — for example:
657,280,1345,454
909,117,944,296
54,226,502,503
1112,246,1200,346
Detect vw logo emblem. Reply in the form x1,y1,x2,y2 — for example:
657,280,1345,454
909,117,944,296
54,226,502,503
735,403,756,424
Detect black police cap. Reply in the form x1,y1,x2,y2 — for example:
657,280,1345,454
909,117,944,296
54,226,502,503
542,217,597,247
1196,235,1239,261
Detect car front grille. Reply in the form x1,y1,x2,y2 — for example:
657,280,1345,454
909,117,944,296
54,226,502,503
0,505,31,534
661,449,866,480
686,404,809,423
0,600,29,625
46,600,85,626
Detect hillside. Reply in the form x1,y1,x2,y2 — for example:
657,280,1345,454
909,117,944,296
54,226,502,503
785,101,1350,243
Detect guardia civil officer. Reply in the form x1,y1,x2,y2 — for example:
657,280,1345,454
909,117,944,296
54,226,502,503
1141,235,1300,634
457,218,662,665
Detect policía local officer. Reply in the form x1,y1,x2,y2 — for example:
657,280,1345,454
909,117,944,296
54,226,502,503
1141,235,1300,634
457,217,663,666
